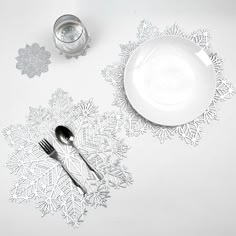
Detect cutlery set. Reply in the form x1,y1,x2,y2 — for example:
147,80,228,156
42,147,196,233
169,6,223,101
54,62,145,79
39,125,103,195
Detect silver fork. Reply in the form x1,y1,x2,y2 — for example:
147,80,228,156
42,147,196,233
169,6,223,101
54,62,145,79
38,138,87,195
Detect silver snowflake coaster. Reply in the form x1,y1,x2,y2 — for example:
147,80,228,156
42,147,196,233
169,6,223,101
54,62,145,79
102,20,235,146
59,37,91,59
2,89,133,228
16,43,51,78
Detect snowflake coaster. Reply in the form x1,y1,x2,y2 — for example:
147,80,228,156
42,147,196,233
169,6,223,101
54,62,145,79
59,37,91,59
102,20,235,146
2,89,133,228
16,43,51,78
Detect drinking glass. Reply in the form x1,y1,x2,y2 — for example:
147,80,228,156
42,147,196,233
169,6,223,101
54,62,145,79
53,14,89,57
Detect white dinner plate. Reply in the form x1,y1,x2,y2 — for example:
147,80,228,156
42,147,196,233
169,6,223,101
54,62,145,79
124,36,216,126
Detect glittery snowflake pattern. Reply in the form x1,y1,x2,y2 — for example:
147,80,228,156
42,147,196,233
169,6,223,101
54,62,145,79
2,89,133,228
102,20,235,146
59,37,91,59
16,43,51,78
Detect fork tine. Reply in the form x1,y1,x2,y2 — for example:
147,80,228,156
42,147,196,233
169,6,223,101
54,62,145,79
39,141,49,154
39,139,51,154
43,139,55,152
41,139,53,153
41,139,50,151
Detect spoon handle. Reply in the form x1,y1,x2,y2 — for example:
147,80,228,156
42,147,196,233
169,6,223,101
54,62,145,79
72,144,103,180
61,164,87,195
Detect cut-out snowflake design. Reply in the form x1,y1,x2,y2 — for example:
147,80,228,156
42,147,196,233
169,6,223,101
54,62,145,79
16,43,51,78
2,89,133,228
59,37,91,59
102,20,235,146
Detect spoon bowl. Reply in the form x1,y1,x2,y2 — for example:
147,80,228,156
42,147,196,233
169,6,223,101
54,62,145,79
55,125,75,145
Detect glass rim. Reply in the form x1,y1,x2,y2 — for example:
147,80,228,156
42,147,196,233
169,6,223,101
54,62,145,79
53,14,84,44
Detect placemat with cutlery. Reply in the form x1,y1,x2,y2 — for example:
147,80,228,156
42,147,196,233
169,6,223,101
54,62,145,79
2,89,133,228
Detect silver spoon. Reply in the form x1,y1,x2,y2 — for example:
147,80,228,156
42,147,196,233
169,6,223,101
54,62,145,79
55,125,103,180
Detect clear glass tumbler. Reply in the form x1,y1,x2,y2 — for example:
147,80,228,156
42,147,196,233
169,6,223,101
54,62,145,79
53,14,89,57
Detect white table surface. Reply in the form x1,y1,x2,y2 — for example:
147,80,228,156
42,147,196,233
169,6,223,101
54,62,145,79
0,0,236,235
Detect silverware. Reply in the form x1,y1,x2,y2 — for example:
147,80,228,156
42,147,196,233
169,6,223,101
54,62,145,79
55,126,103,180
38,138,87,195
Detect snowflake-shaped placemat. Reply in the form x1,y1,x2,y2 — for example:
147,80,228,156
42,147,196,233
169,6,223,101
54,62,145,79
16,43,51,78
2,89,133,228
102,20,235,146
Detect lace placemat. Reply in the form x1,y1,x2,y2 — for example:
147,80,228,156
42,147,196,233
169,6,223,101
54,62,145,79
102,20,235,146
16,43,51,78
2,89,133,228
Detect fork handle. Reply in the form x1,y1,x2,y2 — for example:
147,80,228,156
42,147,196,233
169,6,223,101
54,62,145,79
61,164,87,195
